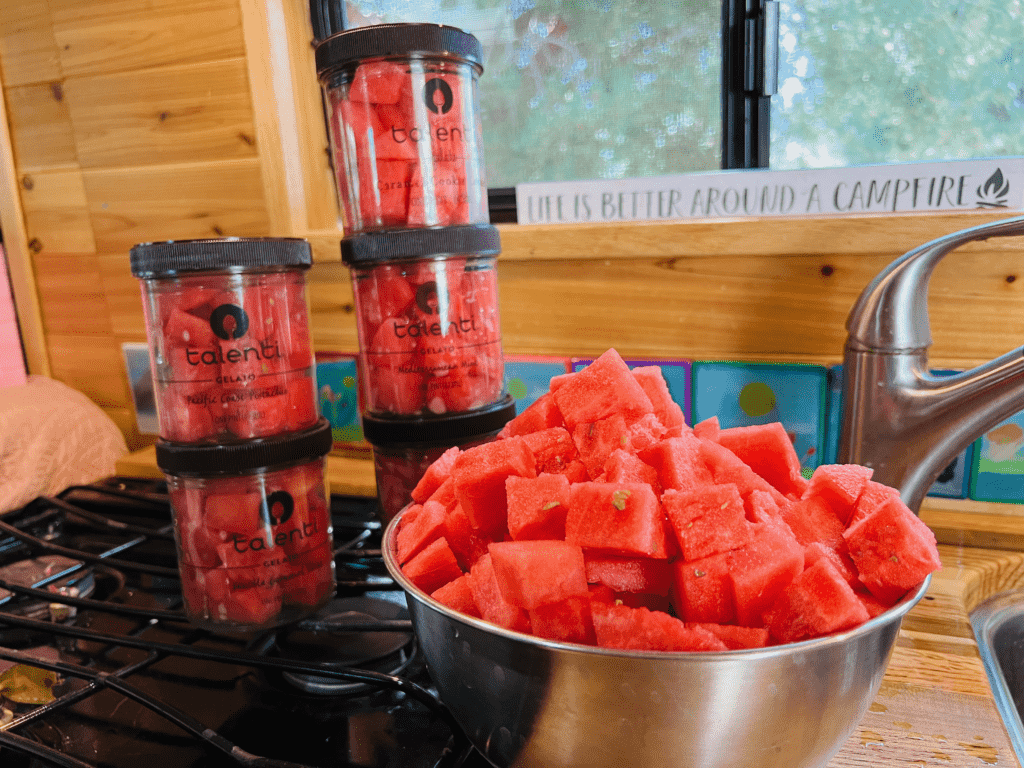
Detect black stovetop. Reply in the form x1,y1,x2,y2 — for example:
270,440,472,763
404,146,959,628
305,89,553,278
0,477,487,768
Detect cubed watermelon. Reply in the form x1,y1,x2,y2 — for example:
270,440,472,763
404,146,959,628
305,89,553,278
663,483,753,561
396,500,447,565
519,427,580,476
803,463,874,525
672,551,736,624
499,391,565,438
552,348,654,431
779,495,845,549
442,504,491,572
528,595,595,645
583,554,672,595
565,482,667,559
488,540,589,609
468,553,530,633
572,415,632,477
452,436,537,536
639,433,714,493
402,536,463,595
431,573,481,618
592,601,728,652
692,415,721,441
411,446,461,503
847,480,903,528
689,622,770,649
716,422,808,498
728,521,805,627
764,559,870,643
601,449,661,495
631,366,686,434
506,473,571,541
843,495,942,604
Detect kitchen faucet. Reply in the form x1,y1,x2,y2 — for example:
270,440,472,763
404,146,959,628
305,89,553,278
838,215,1024,513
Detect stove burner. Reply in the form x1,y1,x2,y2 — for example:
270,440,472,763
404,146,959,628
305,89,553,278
271,596,416,696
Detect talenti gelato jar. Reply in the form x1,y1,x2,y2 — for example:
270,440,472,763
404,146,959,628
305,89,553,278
156,418,336,632
342,224,505,418
363,395,516,523
130,238,318,444
316,23,487,233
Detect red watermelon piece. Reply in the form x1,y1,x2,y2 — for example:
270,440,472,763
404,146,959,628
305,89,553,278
528,595,595,645
716,422,808,498
431,573,481,618
843,495,942,604
552,348,654,431
402,537,463,595
601,449,661,495
630,366,686,430
583,554,672,595
498,392,565,437
764,559,870,643
506,473,571,541
565,482,667,559
452,436,537,536
728,521,805,627
697,438,790,507
395,500,447,565
591,601,728,652
520,427,581,477
639,433,714,493
803,463,873,525
468,553,530,633
847,480,903,528
442,504,491,572
663,483,753,561
488,540,589,609
779,495,845,549
689,622,770,649
572,415,632,477
411,446,461,503
672,551,735,624
692,415,721,441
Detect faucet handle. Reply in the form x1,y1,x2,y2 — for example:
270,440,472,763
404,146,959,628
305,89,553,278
846,215,1024,354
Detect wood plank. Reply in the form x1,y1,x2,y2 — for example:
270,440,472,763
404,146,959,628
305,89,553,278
0,0,62,87
50,0,245,78
494,211,1024,261
4,81,78,171
0,68,50,376
238,0,342,235
83,158,270,253
64,58,260,169
31,252,110,336
98,254,146,338
46,332,131,408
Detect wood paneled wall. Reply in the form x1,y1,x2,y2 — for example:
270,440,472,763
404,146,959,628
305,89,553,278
2,1,1024,455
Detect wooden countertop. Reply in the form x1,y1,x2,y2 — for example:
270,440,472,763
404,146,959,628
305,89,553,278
113,447,1024,767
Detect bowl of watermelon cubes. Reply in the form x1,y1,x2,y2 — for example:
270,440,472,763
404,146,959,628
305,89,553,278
382,348,942,768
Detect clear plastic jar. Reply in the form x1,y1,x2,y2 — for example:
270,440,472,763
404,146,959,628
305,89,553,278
364,396,516,523
316,23,488,233
130,238,318,444
156,419,336,632
343,225,506,418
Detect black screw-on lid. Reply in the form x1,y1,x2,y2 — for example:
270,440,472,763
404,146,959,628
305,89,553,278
362,395,516,447
130,238,313,278
156,418,333,476
315,23,483,76
340,224,500,267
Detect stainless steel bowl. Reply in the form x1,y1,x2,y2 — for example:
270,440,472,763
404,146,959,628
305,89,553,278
383,510,929,768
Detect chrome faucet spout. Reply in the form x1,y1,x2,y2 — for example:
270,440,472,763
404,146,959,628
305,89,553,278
838,215,1024,513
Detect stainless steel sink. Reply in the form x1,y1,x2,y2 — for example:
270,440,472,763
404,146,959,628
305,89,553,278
971,592,1024,764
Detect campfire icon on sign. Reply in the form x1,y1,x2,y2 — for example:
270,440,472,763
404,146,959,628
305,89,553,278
976,168,1010,208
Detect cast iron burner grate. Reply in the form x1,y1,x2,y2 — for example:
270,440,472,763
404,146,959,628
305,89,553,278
0,477,478,768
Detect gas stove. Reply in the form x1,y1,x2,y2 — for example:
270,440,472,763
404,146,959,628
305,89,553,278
0,477,488,768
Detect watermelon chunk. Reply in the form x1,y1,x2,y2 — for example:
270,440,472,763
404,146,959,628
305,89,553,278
843,495,942,604
396,500,447,565
715,422,808,498
500,394,566,438
506,473,571,541
488,540,589,609
692,415,721,441
631,366,686,434
519,426,581,478
411,446,461,503
847,480,903,528
431,573,481,618
803,463,874,525
442,504,491,572
689,622,770,650
592,601,728,652
728,521,805,627
639,433,714,493
663,483,753,561
584,554,672,595
468,553,530,633
764,559,870,643
402,536,463,595
572,415,632,477
779,495,845,549
528,595,595,644
601,449,661,495
672,551,735,624
565,482,667,559
452,436,537,536
552,348,654,431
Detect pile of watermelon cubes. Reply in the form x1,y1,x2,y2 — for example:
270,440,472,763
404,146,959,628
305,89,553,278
394,348,942,651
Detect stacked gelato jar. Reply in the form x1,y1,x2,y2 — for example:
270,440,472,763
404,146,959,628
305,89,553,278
316,24,515,522
130,238,336,632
